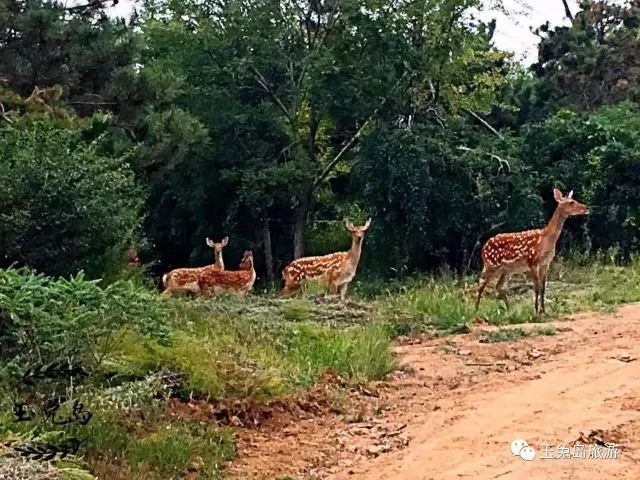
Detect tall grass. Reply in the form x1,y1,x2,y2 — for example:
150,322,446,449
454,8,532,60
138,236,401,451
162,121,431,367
374,256,640,334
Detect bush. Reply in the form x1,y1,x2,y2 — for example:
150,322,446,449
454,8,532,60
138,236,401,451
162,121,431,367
356,119,541,274
521,102,640,257
0,266,170,379
0,117,145,277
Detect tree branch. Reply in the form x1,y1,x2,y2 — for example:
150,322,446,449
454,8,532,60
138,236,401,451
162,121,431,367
312,70,411,190
67,100,118,106
64,0,117,13
252,66,293,123
560,0,574,21
462,108,503,140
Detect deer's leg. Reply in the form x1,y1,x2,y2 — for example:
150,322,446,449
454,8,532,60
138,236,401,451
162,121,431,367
496,273,510,308
539,266,550,315
339,282,349,301
475,267,497,311
530,268,541,315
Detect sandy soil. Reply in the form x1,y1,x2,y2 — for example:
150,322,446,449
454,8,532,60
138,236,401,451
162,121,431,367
226,303,640,480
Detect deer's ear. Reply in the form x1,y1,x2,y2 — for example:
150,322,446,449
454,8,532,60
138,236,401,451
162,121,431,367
206,237,214,248
221,236,229,246
344,218,354,231
362,218,372,230
567,190,574,199
553,188,564,202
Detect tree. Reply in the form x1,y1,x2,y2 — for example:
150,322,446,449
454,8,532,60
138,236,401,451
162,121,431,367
356,118,540,273
521,102,640,257
0,114,145,277
522,0,640,119
0,0,140,116
137,0,510,276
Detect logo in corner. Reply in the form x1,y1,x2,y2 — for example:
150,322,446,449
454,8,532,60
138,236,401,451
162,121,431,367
511,439,536,461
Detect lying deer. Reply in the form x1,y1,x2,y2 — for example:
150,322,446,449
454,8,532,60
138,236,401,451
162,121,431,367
198,250,256,297
475,188,589,314
161,236,229,296
280,218,371,300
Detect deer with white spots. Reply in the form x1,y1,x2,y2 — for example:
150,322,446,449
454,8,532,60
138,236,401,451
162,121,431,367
198,250,256,297
279,218,371,300
161,236,229,296
475,189,589,314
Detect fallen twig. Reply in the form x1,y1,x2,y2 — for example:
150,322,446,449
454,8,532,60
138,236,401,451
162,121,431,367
465,362,507,367
493,471,512,479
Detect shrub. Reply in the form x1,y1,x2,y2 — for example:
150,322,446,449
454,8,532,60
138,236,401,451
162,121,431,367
0,267,170,379
0,117,145,278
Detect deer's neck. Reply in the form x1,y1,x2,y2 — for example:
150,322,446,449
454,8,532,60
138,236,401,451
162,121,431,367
348,238,363,265
542,206,568,247
215,253,224,270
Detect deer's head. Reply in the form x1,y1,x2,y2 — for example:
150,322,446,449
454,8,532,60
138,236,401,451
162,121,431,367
125,247,141,267
345,218,372,242
553,189,589,217
206,236,229,256
239,250,254,270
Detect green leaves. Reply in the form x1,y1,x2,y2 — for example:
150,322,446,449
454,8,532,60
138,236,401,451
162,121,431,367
0,116,145,277
0,266,170,373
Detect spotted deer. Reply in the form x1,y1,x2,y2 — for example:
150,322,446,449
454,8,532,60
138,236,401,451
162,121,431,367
161,236,229,296
279,218,372,300
475,188,589,314
198,250,256,297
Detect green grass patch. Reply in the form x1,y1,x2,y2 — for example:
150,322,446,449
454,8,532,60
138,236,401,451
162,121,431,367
478,325,557,343
377,258,640,335
2,256,640,479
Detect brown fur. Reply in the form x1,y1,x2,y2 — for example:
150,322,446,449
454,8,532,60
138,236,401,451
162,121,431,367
198,250,256,297
279,218,371,300
161,236,229,297
475,189,589,314
125,247,141,267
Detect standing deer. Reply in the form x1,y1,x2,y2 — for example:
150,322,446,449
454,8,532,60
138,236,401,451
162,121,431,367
198,250,256,297
280,218,371,300
475,188,589,314
161,236,229,296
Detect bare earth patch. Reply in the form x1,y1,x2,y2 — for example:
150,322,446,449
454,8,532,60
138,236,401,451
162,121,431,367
224,303,640,479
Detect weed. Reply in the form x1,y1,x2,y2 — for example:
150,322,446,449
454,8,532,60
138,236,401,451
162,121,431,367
479,325,557,343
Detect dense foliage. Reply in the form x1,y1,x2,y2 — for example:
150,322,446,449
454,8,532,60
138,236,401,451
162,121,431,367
0,117,144,277
3,3,640,477
0,0,639,280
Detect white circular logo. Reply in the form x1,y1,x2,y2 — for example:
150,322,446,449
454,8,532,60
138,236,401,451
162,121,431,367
519,446,536,461
511,439,528,456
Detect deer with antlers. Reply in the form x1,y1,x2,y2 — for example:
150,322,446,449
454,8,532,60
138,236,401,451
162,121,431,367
161,236,229,297
475,188,589,314
280,218,371,300
198,250,256,297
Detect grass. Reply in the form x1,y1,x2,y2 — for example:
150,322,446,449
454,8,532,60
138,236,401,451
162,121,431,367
478,326,557,343
376,256,640,335
2,256,640,479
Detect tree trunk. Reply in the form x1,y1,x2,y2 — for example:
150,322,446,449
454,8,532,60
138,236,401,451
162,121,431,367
293,188,311,259
263,214,274,283
560,0,574,21
293,105,318,259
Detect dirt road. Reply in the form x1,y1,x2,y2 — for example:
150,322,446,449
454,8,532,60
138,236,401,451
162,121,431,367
227,303,640,480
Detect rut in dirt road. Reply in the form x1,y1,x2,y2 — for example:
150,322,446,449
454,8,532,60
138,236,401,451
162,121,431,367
227,304,640,480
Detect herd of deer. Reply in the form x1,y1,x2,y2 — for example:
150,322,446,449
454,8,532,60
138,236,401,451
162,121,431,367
160,188,589,314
